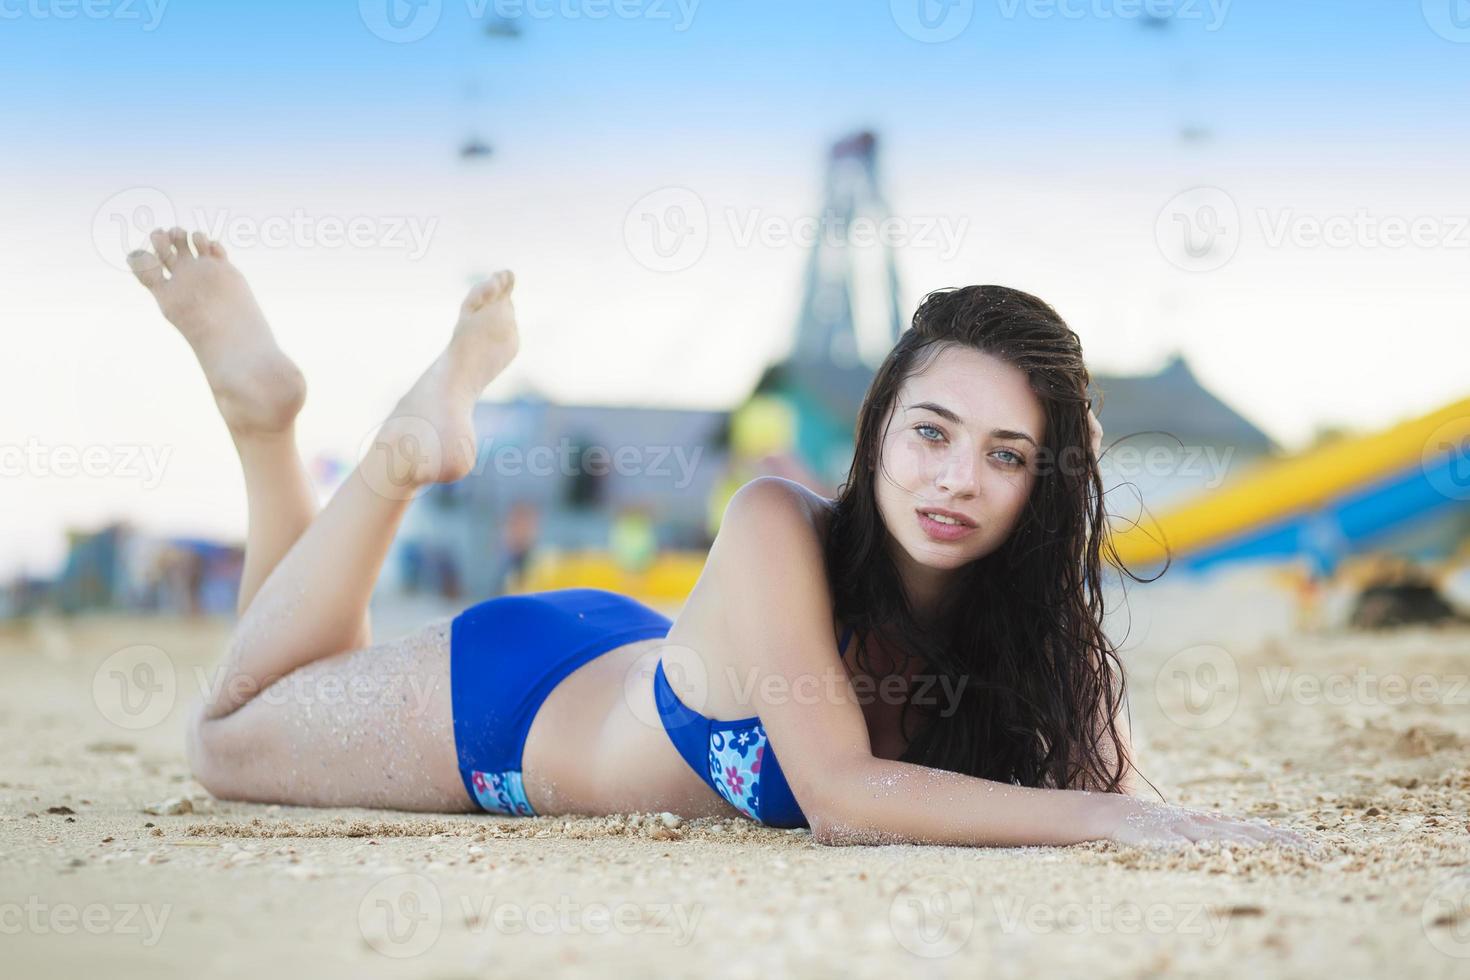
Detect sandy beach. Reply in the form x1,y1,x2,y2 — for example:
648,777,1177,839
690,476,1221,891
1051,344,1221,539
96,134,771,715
4,583,1470,979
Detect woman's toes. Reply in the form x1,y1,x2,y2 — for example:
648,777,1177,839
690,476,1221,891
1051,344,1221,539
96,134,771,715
149,228,177,269
190,230,212,259
462,282,493,312
126,249,166,291
169,227,194,260
463,270,515,312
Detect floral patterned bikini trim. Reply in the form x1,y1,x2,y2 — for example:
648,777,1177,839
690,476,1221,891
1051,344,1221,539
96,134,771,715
708,723,769,822
469,769,536,817
469,726,770,822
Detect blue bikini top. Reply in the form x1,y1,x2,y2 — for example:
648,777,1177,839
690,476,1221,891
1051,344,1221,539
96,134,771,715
653,625,854,829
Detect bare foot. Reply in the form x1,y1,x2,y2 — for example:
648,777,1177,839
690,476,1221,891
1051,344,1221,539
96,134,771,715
370,271,520,491
127,228,305,434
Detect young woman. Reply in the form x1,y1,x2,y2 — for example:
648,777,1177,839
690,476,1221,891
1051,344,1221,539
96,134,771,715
125,228,1302,849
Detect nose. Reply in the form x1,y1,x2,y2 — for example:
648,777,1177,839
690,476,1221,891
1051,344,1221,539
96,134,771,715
934,448,979,498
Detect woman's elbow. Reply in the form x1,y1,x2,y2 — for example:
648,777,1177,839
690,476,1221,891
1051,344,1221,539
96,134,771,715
808,811,866,846
809,807,912,846
801,765,879,845
807,810,846,846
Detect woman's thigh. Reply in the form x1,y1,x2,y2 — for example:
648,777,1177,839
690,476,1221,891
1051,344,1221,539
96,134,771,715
190,621,475,812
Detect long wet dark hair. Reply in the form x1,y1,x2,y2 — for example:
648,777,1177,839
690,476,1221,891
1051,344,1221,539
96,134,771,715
825,284,1138,794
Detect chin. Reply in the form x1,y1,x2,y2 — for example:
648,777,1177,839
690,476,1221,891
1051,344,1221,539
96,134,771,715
898,532,989,570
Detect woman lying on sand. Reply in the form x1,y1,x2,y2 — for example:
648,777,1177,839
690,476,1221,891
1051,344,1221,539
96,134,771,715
125,228,1303,849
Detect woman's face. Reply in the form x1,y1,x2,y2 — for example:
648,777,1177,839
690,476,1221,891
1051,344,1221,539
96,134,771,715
874,345,1046,580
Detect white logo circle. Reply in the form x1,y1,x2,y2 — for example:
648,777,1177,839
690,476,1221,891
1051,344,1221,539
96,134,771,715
1422,871,1470,958
623,187,709,273
93,187,177,273
1423,417,1470,502
1154,643,1239,731
888,872,975,958
93,645,177,731
626,641,711,730
1423,0,1470,43
359,0,442,44
1155,186,1241,272
355,414,447,501
358,873,442,958
890,0,975,43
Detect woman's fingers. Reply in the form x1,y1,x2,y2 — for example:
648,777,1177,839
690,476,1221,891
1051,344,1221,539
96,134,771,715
1111,801,1309,851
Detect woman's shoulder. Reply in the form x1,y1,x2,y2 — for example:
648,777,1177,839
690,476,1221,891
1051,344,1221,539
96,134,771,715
696,477,838,619
676,478,846,713
705,476,841,626
723,476,836,541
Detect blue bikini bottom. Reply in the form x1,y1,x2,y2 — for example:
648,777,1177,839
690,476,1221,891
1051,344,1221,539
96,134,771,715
448,588,671,815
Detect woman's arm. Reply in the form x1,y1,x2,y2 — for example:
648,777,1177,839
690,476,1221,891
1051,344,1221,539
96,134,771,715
806,754,1113,846
711,477,1300,849
802,754,1299,848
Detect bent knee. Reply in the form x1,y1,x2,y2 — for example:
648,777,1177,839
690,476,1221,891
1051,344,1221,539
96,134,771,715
185,705,239,800
185,702,281,803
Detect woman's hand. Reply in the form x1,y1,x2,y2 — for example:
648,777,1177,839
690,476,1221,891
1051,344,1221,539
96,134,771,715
1091,794,1308,849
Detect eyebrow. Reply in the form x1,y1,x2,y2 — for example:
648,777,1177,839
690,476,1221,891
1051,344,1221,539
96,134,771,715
906,401,1039,448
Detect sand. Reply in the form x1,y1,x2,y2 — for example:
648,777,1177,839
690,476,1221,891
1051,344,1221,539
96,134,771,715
4,593,1470,979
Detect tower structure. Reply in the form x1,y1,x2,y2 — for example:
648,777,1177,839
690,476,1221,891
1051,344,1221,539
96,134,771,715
790,130,905,370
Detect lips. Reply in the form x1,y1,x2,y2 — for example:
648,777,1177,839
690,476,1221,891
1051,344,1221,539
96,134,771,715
915,506,975,527
916,508,978,542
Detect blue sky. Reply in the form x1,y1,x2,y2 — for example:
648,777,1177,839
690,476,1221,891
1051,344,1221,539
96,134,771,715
3,0,1469,574
7,1,1467,165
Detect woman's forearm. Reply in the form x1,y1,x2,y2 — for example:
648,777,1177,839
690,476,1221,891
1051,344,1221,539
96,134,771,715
808,754,1111,847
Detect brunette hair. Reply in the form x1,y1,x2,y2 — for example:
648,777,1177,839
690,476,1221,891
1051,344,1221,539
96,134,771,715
825,284,1144,793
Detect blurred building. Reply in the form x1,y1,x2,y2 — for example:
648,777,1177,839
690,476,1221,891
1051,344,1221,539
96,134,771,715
1090,351,1278,509
45,522,243,616
391,393,729,603
0,575,52,619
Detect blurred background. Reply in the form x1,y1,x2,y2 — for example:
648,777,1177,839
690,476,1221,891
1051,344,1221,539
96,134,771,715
4,0,1470,643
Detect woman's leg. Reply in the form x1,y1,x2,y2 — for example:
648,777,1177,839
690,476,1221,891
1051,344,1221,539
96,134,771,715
184,621,474,812
130,229,518,810
132,233,518,721
126,229,368,645
190,268,517,720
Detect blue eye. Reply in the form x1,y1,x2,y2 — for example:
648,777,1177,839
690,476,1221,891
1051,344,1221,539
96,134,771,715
995,449,1025,467
914,424,944,442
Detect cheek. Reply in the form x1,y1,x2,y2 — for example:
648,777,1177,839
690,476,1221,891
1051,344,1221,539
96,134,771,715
980,470,1034,514
1000,475,1036,517
887,435,939,483
878,435,925,487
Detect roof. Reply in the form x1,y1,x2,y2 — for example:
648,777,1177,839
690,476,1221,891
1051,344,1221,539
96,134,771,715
1090,354,1278,453
474,395,728,448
